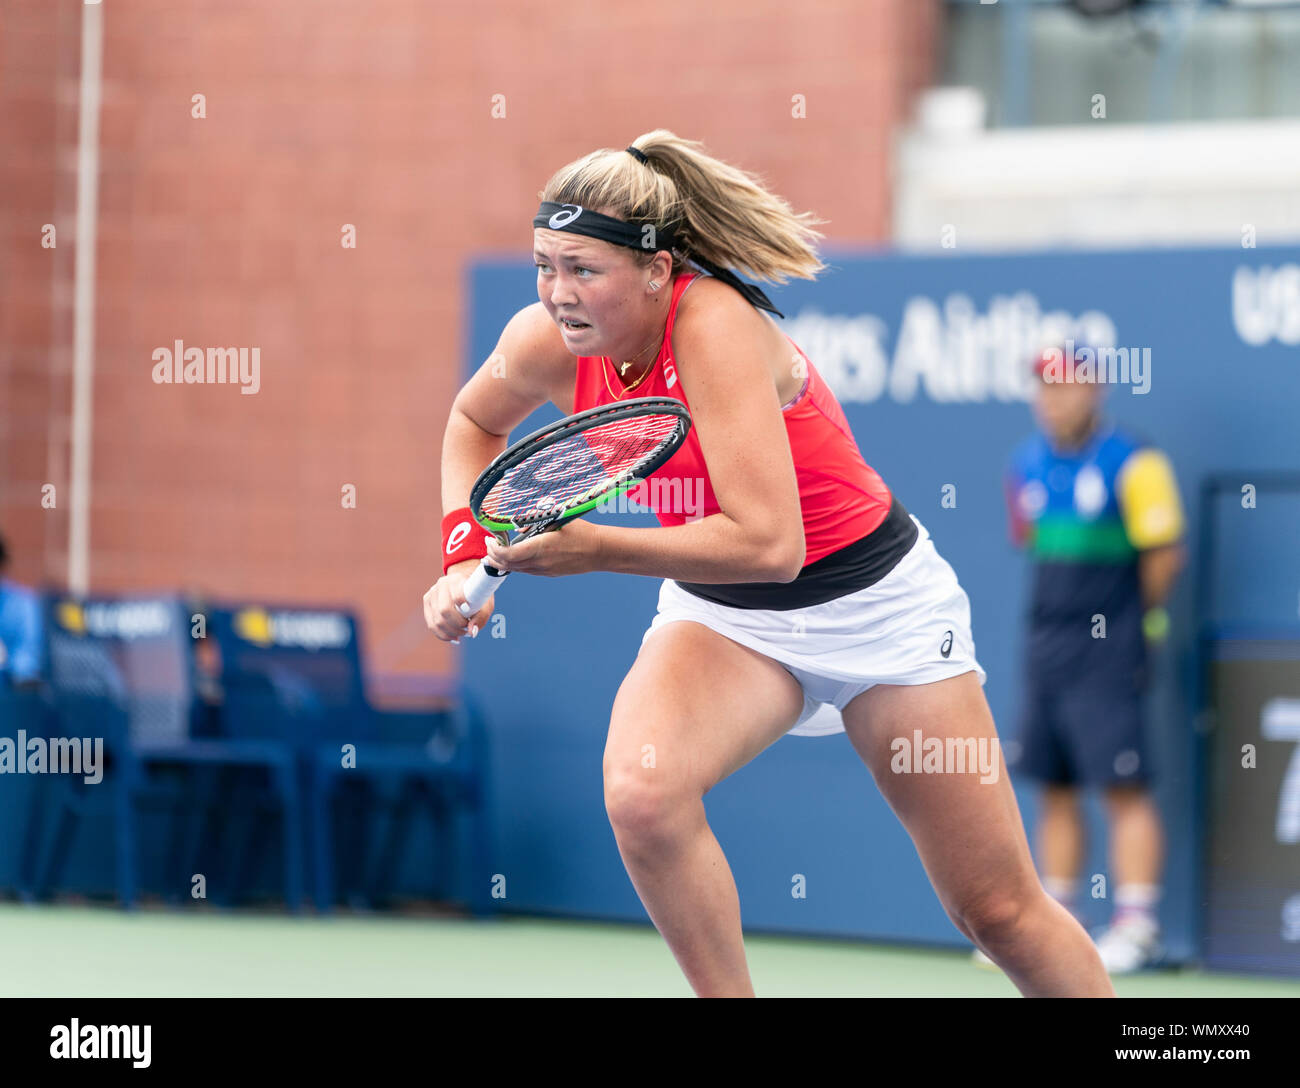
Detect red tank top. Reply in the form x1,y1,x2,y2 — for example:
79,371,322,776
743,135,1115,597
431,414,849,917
573,272,896,567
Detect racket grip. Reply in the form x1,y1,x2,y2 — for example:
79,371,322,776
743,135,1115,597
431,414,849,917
462,558,506,614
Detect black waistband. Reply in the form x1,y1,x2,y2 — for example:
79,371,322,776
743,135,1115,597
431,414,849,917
673,494,919,611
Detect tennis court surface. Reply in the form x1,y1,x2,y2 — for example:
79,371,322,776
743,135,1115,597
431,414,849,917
4,903,1296,998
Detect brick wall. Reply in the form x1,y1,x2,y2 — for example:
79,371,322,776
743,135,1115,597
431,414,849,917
0,0,940,676
0,0,80,587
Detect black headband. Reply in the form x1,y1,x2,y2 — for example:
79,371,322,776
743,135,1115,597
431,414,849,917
533,198,784,319
534,200,677,254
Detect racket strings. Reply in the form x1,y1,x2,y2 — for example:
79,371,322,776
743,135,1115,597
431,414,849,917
480,413,682,524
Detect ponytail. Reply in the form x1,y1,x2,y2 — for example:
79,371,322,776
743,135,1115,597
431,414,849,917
539,129,827,284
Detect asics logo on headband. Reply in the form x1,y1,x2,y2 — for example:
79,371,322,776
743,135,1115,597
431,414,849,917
548,205,583,229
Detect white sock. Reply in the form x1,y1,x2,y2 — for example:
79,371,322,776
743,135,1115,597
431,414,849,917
1113,883,1160,928
1042,876,1080,917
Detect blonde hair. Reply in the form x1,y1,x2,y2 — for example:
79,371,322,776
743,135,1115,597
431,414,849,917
537,129,827,284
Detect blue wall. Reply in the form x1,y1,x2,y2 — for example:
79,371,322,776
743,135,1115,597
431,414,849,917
6,245,1294,952
463,245,1300,956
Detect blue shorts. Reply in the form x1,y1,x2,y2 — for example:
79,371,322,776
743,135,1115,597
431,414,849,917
1009,675,1151,788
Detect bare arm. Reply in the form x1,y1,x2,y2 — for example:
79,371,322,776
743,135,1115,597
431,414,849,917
598,518,796,583
1117,447,1186,613
441,303,569,523
594,283,805,584
1138,543,1184,610
440,410,506,527
425,304,572,641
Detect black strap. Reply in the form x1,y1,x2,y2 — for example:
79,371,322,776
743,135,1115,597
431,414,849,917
687,254,784,319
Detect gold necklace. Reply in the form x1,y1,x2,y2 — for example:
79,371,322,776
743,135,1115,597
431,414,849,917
602,328,665,399
618,327,663,374
602,354,655,399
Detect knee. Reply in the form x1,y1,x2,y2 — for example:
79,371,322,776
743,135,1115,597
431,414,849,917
955,889,1039,952
603,763,697,846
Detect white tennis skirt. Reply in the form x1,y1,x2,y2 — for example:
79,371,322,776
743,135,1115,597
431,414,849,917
640,514,987,737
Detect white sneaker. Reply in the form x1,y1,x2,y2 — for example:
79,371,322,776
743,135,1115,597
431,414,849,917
1094,915,1162,974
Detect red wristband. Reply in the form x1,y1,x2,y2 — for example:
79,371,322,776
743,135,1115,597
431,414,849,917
442,507,494,574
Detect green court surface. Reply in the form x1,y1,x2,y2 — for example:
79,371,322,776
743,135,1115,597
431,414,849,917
2,902,1297,998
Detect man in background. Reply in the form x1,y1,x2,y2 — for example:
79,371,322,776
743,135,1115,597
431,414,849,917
0,531,43,690
999,343,1185,973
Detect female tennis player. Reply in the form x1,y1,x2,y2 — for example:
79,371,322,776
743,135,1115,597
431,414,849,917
424,131,1115,998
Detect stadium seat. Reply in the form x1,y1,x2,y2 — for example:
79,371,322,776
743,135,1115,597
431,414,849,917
27,594,303,911
2,684,54,901
206,604,492,915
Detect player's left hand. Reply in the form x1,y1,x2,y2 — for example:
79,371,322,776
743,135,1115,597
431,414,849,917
485,518,605,578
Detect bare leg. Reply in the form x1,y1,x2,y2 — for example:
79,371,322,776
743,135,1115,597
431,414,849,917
1105,785,1163,887
603,621,806,997
1104,783,1164,927
841,672,1115,997
1039,784,1085,902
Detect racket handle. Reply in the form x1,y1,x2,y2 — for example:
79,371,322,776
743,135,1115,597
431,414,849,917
462,558,506,613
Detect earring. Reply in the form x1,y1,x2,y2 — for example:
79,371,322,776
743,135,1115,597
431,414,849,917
648,281,660,291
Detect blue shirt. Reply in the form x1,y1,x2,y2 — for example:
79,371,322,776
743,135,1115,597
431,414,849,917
0,578,43,685
1005,422,1183,686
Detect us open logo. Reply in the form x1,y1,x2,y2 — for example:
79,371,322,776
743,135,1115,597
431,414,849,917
548,205,582,229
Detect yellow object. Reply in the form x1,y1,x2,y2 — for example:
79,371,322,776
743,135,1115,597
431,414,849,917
1118,448,1185,550
56,601,85,634
1143,606,1170,643
233,607,273,646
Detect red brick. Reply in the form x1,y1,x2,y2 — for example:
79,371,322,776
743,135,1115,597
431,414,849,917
0,0,939,688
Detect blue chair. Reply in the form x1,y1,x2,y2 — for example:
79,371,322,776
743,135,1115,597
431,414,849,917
27,594,303,910
2,683,56,898
207,603,492,915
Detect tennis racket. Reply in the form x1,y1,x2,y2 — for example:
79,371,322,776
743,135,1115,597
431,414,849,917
459,396,692,613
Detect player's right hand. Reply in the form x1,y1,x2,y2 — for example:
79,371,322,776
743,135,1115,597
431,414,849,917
424,559,494,645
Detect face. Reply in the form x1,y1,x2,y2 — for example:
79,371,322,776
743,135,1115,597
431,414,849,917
533,226,671,360
1032,374,1103,447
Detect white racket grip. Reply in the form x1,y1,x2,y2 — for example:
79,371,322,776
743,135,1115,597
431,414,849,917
461,558,506,614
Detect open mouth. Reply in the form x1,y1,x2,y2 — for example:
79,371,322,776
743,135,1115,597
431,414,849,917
559,317,590,331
